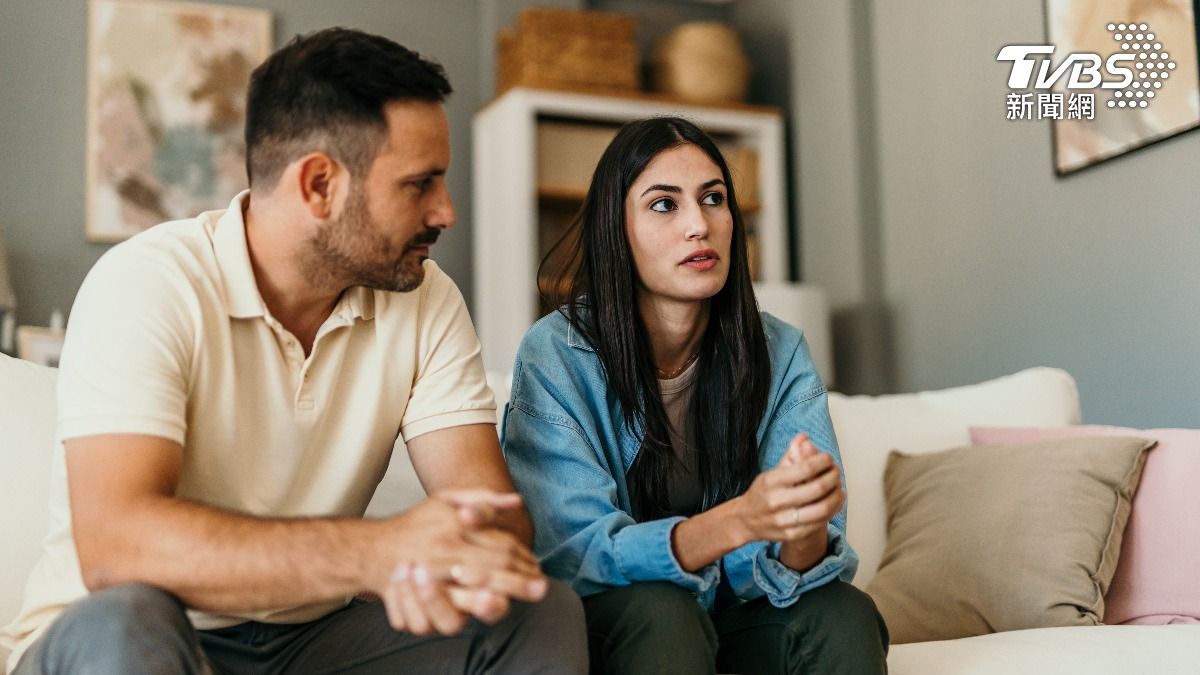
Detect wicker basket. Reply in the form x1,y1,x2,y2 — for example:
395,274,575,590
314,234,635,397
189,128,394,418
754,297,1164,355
497,7,639,96
652,22,749,103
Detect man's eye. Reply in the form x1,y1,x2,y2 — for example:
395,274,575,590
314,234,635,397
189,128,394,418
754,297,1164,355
701,192,725,206
411,177,433,192
650,198,676,213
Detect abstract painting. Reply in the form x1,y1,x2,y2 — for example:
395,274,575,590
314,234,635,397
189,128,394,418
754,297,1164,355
1046,0,1200,174
86,0,271,241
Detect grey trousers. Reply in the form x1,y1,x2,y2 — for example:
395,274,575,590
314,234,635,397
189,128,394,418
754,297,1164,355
14,581,587,675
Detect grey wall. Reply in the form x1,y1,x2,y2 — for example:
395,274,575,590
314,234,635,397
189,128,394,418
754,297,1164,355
794,0,1200,426
872,0,1200,427
0,0,481,329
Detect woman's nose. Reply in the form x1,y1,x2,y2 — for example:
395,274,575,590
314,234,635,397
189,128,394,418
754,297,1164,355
684,208,710,240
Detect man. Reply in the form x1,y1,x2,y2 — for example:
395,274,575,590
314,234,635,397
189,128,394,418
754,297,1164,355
1,28,587,674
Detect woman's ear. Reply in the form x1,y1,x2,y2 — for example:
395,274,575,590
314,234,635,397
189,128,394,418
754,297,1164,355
294,151,347,220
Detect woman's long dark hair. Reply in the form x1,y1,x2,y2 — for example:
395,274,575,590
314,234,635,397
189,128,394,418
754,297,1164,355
539,117,771,521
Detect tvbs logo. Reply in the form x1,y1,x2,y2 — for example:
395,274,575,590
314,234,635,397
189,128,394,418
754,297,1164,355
997,23,1177,119
997,45,1135,90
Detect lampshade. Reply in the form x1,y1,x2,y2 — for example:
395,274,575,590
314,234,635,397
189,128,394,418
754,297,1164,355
753,282,834,387
0,222,15,311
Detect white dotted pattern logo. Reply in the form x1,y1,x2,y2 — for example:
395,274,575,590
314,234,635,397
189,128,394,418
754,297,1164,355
1106,22,1176,109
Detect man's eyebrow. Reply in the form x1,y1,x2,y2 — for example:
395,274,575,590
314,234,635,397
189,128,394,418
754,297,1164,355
399,168,447,182
640,183,681,197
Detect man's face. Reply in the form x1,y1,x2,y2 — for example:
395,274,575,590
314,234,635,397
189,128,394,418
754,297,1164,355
305,100,455,293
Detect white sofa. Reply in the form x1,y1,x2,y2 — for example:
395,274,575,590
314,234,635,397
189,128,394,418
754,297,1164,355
2,355,1197,673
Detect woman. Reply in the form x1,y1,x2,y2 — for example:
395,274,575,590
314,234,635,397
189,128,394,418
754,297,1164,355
501,117,888,674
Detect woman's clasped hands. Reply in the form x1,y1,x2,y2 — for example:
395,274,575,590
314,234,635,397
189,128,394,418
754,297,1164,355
732,433,845,569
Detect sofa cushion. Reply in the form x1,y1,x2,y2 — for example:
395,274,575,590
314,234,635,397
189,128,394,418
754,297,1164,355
0,355,57,657
867,436,1152,643
887,624,1200,675
828,367,1081,588
971,425,1200,626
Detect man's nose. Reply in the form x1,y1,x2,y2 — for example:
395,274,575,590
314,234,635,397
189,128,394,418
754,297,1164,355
428,182,455,230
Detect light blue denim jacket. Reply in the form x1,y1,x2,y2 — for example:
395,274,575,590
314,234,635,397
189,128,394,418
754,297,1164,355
500,310,858,610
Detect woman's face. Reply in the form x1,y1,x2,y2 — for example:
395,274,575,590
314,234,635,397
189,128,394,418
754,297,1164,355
624,143,733,307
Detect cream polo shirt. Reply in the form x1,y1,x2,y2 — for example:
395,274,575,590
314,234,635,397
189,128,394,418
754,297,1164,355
1,192,496,670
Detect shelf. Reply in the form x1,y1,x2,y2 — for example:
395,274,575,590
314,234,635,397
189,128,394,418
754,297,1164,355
483,85,784,118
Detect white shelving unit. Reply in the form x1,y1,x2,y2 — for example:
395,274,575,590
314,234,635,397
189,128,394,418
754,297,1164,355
472,87,789,374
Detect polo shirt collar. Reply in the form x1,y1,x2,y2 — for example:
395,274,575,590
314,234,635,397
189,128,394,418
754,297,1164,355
213,191,266,319
213,191,377,324
335,285,376,323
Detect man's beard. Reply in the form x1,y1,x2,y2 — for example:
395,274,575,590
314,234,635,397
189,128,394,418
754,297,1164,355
301,187,439,293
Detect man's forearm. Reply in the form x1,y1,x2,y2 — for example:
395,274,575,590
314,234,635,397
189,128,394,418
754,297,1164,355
495,505,534,547
78,494,389,613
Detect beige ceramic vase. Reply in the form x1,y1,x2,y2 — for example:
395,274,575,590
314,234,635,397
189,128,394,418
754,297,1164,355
652,22,750,103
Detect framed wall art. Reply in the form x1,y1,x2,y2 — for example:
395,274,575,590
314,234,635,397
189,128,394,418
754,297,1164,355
1045,0,1200,175
86,0,272,241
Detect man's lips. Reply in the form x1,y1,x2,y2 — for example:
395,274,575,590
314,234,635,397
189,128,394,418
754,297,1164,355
406,228,440,255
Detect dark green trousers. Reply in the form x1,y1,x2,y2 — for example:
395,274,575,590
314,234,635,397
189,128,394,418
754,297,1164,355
582,580,888,675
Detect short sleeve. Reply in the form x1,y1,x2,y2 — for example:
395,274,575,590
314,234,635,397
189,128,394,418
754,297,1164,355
56,245,195,445
400,263,497,440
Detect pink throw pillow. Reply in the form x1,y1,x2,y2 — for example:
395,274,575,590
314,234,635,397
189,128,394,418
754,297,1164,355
969,425,1200,625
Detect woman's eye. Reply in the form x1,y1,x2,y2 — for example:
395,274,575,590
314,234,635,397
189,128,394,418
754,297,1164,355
701,192,725,206
650,197,676,213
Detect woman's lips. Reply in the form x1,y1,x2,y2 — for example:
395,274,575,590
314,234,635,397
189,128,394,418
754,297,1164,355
681,257,718,271
680,248,719,271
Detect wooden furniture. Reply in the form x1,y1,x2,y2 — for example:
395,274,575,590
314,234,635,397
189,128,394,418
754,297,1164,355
472,87,788,374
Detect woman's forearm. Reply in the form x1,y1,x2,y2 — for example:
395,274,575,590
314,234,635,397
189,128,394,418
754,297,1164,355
669,497,750,572
778,526,828,573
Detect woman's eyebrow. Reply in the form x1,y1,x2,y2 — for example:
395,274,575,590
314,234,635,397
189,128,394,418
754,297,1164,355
700,178,726,190
640,183,681,197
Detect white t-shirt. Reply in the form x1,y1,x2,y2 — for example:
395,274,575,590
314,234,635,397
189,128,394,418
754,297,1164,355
1,192,496,670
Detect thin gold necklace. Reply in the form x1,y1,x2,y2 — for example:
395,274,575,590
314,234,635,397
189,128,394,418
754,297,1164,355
656,351,700,380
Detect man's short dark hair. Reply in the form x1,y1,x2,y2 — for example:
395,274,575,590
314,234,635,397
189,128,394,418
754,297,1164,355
245,27,452,191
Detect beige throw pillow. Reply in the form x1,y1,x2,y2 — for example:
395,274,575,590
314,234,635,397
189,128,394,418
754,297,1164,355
866,436,1154,644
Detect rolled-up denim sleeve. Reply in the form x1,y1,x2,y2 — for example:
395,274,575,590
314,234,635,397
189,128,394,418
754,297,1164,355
722,330,858,607
724,523,856,607
502,362,719,598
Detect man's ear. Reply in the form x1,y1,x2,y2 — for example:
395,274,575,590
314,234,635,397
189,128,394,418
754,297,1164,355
294,152,347,220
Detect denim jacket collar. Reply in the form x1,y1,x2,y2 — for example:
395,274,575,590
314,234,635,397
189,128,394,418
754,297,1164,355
565,320,596,353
